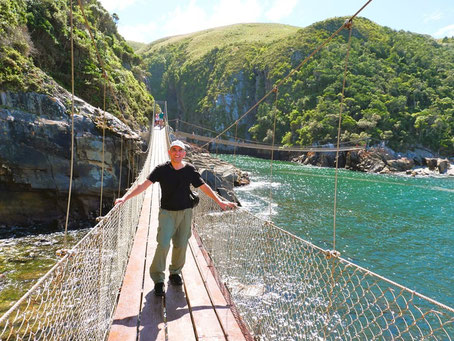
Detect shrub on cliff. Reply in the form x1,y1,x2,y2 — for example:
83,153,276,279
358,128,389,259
0,0,153,126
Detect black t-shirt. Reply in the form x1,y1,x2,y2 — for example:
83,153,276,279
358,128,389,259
147,161,205,211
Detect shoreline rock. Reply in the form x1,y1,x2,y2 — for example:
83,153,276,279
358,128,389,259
292,146,453,177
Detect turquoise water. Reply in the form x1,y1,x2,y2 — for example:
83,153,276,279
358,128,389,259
221,154,454,308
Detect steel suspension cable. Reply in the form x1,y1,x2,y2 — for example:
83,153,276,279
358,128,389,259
117,135,123,198
99,79,107,217
332,20,354,252
268,88,279,219
232,122,239,190
200,0,374,150
63,0,75,250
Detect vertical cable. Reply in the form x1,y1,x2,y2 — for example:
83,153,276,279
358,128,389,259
332,20,353,251
232,122,239,189
117,135,123,198
268,87,279,219
127,141,131,187
325,20,353,338
99,79,107,216
64,0,75,249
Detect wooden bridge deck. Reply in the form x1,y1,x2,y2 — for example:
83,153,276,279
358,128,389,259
107,128,245,341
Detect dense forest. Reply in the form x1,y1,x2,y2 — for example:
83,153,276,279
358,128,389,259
1,0,453,155
0,0,153,126
141,19,454,155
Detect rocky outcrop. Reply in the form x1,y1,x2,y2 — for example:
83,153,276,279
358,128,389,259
424,158,451,174
0,89,146,228
291,151,346,168
292,146,453,176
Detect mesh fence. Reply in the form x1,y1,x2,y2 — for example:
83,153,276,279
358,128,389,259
3,127,453,340
0,131,154,341
193,193,454,340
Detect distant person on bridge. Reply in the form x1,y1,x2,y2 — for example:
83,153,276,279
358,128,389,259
158,111,164,128
114,140,237,296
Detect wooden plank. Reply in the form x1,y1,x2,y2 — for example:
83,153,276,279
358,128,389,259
166,283,196,341
138,183,166,341
108,188,152,341
139,131,169,340
188,237,246,340
182,239,226,340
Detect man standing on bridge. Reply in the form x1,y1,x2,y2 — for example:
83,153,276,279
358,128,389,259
115,140,237,296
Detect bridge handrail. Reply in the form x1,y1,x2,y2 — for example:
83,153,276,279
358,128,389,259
175,131,365,152
193,191,454,340
0,127,155,340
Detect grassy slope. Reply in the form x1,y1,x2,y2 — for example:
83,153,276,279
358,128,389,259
145,23,299,61
138,19,454,154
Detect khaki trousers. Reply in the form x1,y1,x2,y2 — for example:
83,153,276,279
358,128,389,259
149,208,193,283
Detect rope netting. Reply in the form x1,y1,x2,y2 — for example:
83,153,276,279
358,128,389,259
0,130,154,340
193,193,454,340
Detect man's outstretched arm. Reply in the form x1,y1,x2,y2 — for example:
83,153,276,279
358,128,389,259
115,179,153,205
199,184,237,210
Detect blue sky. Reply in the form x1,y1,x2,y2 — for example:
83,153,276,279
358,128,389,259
98,0,454,43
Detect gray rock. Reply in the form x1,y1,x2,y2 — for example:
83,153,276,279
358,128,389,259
424,158,439,170
0,90,146,227
437,159,450,174
386,158,415,172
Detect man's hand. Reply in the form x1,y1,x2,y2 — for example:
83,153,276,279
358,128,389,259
115,198,125,206
219,200,237,211
199,184,238,211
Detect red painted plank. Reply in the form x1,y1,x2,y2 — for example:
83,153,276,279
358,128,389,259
166,281,197,341
138,184,166,340
182,239,226,340
108,188,152,341
188,237,246,340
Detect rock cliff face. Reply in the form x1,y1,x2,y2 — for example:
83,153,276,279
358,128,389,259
0,89,147,228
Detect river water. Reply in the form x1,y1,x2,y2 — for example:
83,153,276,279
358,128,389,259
0,228,89,315
221,154,454,308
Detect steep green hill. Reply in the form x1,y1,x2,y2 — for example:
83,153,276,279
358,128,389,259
141,19,454,155
127,40,147,53
0,0,153,126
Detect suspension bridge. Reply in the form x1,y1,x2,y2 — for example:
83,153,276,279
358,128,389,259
173,123,365,153
2,123,454,340
1,0,454,339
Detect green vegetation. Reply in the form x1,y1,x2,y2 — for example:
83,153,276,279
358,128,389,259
142,19,454,155
2,4,453,154
0,0,154,126
127,40,147,53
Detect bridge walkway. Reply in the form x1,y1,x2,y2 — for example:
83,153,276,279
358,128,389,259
107,128,245,340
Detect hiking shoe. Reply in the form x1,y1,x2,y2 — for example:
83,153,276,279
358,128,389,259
154,282,165,296
169,274,183,286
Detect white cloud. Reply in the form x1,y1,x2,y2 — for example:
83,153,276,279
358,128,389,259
423,10,443,23
209,0,263,26
265,0,298,22
434,24,454,38
161,0,263,38
98,0,139,12
161,1,209,38
118,21,157,42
